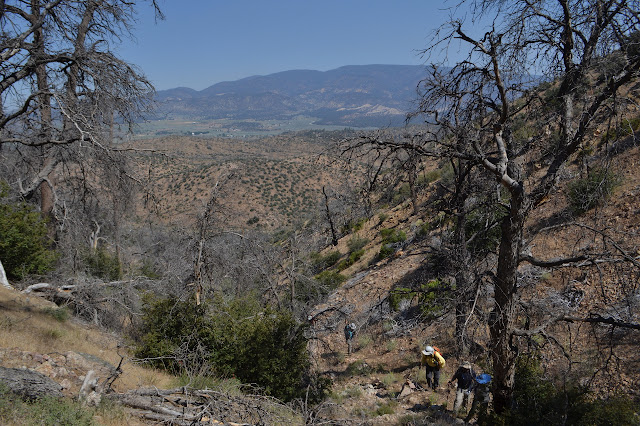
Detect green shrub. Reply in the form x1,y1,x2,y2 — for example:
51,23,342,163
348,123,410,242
390,280,451,318
336,248,365,271
568,168,620,215
347,236,369,253
417,279,451,319
375,400,398,416
352,217,368,232
42,307,70,322
380,228,406,245
0,184,58,280
416,220,431,237
42,328,64,340
310,250,342,273
314,270,346,289
380,372,398,386
601,115,640,143
84,247,121,281
389,287,415,311
28,395,94,425
464,205,507,254
377,245,395,260
348,248,365,264
345,360,373,376
392,183,411,205
132,295,328,402
139,259,162,279
342,217,368,233
386,339,398,353
420,169,441,186
378,213,389,223
439,161,455,186
357,334,373,350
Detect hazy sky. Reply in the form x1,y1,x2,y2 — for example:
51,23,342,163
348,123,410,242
119,1,475,91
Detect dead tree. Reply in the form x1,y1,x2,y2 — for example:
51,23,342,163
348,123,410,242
0,0,160,242
340,0,640,412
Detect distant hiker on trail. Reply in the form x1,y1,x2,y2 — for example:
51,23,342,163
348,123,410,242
344,322,356,354
466,373,492,423
420,345,445,390
447,361,476,413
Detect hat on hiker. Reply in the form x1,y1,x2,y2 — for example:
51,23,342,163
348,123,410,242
461,361,472,369
476,373,492,384
422,345,434,356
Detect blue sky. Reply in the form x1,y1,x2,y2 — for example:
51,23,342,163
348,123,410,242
119,1,475,91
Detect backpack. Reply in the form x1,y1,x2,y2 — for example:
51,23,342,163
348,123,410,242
344,323,355,340
459,368,475,389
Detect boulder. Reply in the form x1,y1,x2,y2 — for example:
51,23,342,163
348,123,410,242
0,366,63,400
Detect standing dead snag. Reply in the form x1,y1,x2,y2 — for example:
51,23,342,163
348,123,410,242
189,173,235,305
0,259,11,290
322,186,339,246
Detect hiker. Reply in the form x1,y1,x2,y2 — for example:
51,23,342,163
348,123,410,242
447,361,476,413
466,373,492,423
420,345,445,390
344,322,356,354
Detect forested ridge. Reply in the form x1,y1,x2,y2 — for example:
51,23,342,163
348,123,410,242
1,0,639,425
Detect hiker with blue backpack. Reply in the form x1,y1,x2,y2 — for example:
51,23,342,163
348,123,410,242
447,361,476,413
466,373,492,422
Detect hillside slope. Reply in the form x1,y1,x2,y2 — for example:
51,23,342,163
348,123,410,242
303,139,640,423
1,145,638,424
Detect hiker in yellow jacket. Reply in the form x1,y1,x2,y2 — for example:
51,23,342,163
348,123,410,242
421,345,446,390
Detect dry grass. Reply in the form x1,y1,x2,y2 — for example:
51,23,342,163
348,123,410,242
0,286,175,392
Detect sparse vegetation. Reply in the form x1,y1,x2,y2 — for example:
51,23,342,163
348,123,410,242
375,400,398,416
380,228,406,245
347,236,369,253
42,307,70,323
356,334,373,351
489,355,640,426
84,248,122,281
345,360,373,376
0,383,94,426
314,270,346,289
568,168,620,215
310,250,342,273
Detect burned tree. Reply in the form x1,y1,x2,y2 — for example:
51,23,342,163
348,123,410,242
340,0,640,412
0,0,161,244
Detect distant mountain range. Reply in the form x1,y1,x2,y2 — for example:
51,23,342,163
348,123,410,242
153,65,428,128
